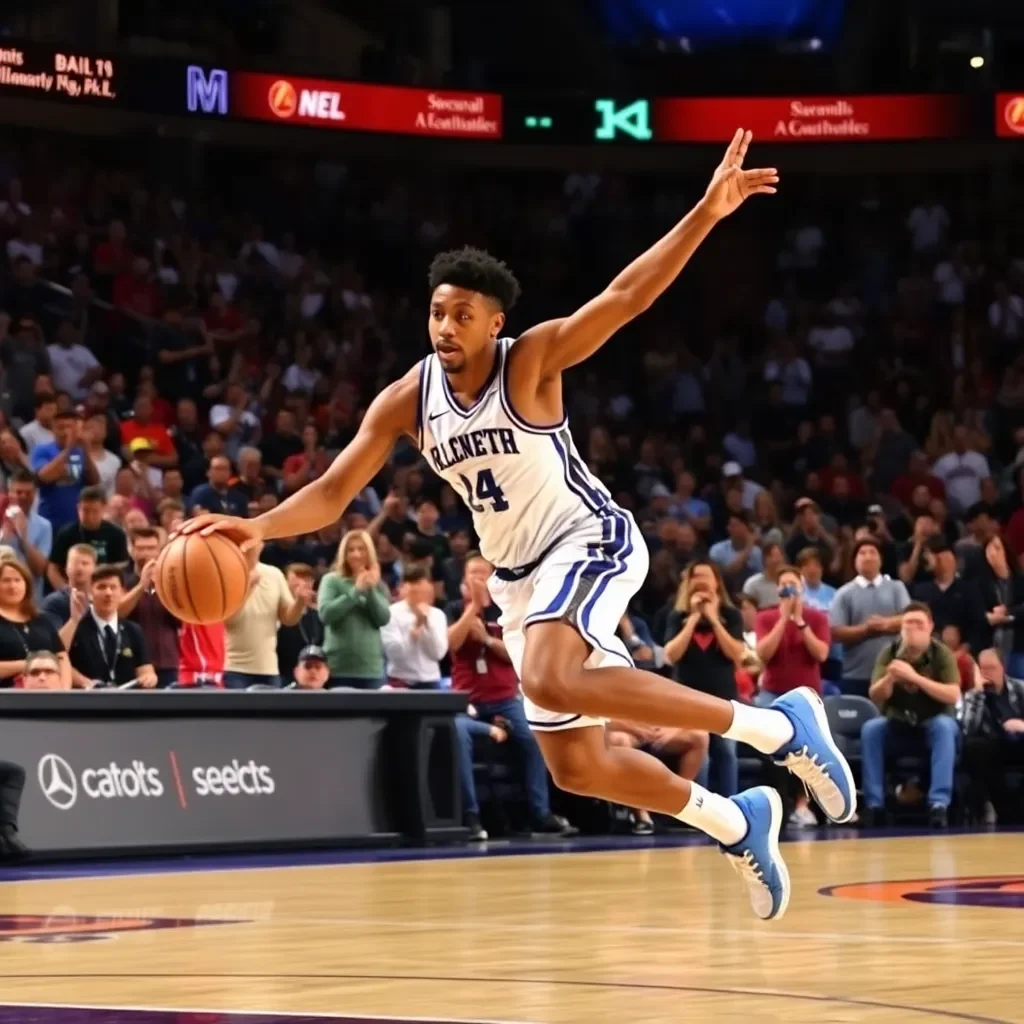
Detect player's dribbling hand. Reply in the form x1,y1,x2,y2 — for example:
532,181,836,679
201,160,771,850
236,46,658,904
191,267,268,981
700,128,779,221
176,514,264,563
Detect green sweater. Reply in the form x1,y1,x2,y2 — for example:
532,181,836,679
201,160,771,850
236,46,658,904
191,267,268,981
317,573,392,679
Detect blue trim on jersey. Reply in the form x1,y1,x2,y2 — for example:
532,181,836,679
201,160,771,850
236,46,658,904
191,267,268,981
534,557,588,617
498,338,568,435
550,433,604,516
577,509,636,667
416,357,428,449
439,346,501,418
565,445,609,511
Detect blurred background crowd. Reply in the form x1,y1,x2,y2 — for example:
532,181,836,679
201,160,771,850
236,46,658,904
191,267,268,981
0,0,1023,849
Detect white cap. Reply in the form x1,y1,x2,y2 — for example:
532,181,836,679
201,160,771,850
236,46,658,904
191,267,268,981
722,461,743,478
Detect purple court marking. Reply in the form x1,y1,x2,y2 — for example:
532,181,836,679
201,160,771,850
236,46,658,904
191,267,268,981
3,825,1020,887
0,1012,482,1024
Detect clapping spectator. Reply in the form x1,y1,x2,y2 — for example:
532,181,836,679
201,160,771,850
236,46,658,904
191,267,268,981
282,425,331,495
381,565,448,689
276,564,325,684
785,497,837,571
663,561,745,796
318,530,391,688
31,411,99,530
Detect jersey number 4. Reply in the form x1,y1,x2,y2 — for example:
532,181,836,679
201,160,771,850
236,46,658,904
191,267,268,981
458,469,509,513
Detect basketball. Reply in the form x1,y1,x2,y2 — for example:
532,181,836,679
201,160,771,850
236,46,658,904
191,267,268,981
154,531,250,624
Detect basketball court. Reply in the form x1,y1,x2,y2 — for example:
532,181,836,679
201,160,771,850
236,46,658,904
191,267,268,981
0,830,1020,1023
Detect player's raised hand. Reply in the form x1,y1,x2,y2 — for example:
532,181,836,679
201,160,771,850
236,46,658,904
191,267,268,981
701,128,778,220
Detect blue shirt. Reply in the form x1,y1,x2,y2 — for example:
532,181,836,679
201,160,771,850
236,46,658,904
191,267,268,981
803,580,842,664
5,511,52,601
709,540,763,573
30,443,87,529
189,483,249,518
668,496,711,524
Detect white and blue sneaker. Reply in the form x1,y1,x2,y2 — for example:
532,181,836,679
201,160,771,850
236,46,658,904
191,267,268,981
772,687,857,824
720,786,790,921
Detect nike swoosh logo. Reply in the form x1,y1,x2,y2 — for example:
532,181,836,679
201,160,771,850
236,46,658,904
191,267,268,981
428,411,446,422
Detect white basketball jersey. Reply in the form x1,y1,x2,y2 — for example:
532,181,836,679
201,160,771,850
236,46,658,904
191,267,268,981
418,337,615,570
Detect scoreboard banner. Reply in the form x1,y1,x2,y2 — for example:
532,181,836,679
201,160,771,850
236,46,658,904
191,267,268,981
0,40,1015,144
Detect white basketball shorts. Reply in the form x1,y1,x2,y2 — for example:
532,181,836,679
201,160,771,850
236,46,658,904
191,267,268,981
488,507,650,732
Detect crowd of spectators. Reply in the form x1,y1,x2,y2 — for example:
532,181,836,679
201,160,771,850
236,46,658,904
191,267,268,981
0,132,1023,852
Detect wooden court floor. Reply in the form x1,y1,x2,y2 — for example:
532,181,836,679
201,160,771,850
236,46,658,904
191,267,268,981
1,832,1022,1023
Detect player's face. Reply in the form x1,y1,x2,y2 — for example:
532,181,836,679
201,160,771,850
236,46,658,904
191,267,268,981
428,285,503,374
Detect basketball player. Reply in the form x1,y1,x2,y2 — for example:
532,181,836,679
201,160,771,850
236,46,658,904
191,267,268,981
183,130,854,920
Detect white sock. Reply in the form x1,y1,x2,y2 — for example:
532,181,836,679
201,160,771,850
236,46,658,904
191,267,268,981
722,699,794,754
674,782,748,846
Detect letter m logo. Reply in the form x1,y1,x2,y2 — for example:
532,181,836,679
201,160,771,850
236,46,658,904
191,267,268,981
187,66,228,115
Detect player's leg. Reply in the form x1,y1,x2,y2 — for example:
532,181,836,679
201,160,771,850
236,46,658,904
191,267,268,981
534,721,790,920
520,619,855,824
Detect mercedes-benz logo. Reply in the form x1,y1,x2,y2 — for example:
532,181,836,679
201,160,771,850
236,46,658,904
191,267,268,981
37,754,77,811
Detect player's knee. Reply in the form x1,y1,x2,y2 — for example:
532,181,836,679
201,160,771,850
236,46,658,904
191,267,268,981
520,655,577,712
546,748,601,796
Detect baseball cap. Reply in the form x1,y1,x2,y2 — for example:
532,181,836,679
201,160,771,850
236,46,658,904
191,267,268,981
722,461,743,478
649,482,671,499
298,644,327,664
129,437,156,453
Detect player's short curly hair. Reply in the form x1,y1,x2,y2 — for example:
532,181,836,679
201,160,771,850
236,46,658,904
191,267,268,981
428,246,521,312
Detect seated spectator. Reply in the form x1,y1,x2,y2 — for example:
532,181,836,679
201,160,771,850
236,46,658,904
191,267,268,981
0,560,68,688
898,513,940,588
210,382,261,462
286,644,331,690
830,537,910,697
751,491,784,547
454,711,510,841
68,565,157,689
1,470,51,599
861,602,961,828
742,541,785,609
668,470,711,534
754,564,831,827
190,455,248,518
20,649,67,690
606,721,708,834
233,447,270,503
978,535,1024,678
446,553,575,837
663,561,745,796
381,565,448,689
957,502,1000,581
276,563,324,685
31,410,99,531
940,624,981,692
119,527,179,687
319,530,390,689
48,487,128,590
960,648,1024,824
223,553,311,689
709,511,762,592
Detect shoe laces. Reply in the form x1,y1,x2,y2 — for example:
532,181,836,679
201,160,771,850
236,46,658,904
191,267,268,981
776,745,831,792
726,848,766,889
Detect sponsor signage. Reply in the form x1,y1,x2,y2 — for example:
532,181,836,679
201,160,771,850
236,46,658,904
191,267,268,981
653,94,975,142
228,72,503,139
2,716,393,852
996,93,1024,137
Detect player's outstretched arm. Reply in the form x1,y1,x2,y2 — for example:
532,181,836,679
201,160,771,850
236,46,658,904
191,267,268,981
516,129,777,379
179,367,420,551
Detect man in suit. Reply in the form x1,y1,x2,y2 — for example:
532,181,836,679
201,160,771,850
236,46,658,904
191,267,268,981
68,564,157,689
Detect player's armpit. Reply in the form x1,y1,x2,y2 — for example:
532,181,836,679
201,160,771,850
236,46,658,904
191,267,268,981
253,368,420,542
